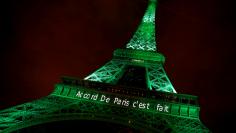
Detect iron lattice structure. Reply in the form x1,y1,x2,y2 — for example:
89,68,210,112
0,79,209,133
84,49,176,93
0,0,210,132
126,0,157,51
85,0,176,93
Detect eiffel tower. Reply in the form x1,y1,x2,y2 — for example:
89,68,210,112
0,0,210,132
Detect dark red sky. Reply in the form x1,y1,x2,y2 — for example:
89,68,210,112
0,0,235,132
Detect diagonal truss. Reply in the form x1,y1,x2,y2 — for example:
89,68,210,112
0,96,73,133
0,82,210,133
126,0,157,51
85,49,176,93
84,60,126,84
83,0,176,93
0,0,210,132
146,64,177,93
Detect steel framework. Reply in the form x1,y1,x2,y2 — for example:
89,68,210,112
0,0,210,132
0,80,209,132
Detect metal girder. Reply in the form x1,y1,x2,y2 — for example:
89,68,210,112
84,60,126,84
113,49,165,63
0,0,210,132
146,64,177,93
126,0,157,52
84,59,176,93
165,115,209,133
0,91,209,133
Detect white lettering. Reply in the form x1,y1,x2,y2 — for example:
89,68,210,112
122,99,129,106
164,105,169,112
132,101,150,110
114,97,121,105
138,103,146,109
91,94,98,100
76,91,83,98
100,95,110,103
133,101,138,108
114,97,130,106
75,90,169,113
157,104,163,112
100,95,106,101
146,103,150,109
83,93,90,99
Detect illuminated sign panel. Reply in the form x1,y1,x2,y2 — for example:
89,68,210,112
75,89,170,114
52,84,199,118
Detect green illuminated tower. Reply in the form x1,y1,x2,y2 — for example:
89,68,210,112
0,0,210,132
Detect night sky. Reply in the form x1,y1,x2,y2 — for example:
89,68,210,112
0,0,235,132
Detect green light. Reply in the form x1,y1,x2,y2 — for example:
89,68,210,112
0,0,210,132
126,0,157,51
84,0,176,93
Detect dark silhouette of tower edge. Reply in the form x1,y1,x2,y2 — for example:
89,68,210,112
0,0,210,132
